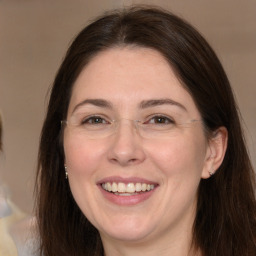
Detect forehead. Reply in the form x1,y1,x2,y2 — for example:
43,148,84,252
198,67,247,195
73,47,176,93
68,47,199,116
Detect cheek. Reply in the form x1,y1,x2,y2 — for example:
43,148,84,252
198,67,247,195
146,135,207,178
63,134,106,176
63,135,106,220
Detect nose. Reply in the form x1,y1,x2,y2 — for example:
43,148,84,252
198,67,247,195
107,119,146,166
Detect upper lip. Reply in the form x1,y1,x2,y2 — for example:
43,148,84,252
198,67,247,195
97,176,158,185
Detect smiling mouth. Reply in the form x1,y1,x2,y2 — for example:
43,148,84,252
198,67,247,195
101,182,155,196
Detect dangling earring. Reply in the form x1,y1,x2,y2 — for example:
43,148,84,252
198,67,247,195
64,165,68,179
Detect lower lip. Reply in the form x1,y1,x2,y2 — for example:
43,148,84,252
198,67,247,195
98,185,157,206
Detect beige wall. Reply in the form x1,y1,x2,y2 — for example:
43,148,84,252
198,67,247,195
0,0,255,214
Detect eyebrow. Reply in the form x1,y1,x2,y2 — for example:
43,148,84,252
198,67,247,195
139,99,187,111
72,99,113,114
72,98,187,114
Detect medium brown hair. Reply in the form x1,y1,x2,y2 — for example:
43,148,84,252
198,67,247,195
35,6,256,256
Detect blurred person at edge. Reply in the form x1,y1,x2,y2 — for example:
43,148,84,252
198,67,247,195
0,114,38,256
0,113,24,256
35,6,256,256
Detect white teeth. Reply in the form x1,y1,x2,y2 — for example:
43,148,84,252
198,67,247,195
141,183,147,192
106,182,111,192
117,182,126,193
135,183,142,192
101,182,155,194
126,183,135,193
112,182,118,192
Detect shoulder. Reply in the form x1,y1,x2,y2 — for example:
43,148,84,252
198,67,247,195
10,215,40,256
0,198,26,256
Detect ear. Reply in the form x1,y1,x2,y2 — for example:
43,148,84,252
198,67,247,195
201,126,228,179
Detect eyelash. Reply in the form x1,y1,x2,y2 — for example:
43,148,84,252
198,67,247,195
81,115,109,125
80,115,175,125
144,115,175,125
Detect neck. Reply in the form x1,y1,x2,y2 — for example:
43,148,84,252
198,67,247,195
103,243,201,256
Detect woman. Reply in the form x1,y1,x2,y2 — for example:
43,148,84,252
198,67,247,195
35,6,256,256
0,114,18,256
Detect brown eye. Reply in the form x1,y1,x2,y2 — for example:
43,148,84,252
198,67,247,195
82,116,108,125
146,116,174,125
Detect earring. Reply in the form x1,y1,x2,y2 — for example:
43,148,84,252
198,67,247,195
209,170,214,177
64,165,68,179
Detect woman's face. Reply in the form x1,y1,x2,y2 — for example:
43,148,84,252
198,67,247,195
64,47,212,246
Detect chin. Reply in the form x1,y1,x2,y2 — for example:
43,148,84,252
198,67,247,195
99,220,157,243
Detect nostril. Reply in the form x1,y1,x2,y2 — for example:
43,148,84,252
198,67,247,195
110,157,138,165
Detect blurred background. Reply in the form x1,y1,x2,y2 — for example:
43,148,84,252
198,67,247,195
0,0,255,214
